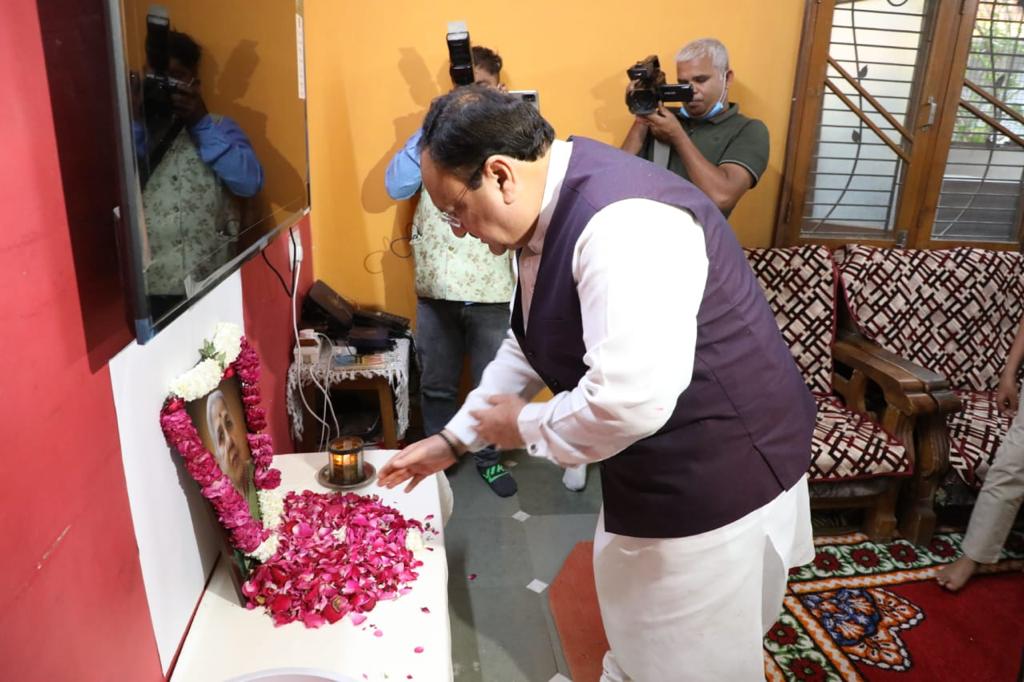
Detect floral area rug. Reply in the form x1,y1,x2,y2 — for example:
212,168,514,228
765,531,1024,681
549,532,1024,682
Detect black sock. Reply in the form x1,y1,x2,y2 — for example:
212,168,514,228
477,462,517,497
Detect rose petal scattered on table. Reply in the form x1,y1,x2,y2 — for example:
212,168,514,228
421,606,430,614
414,646,424,654
468,573,477,581
374,629,383,637
241,491,425,628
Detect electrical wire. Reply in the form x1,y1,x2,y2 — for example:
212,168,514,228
314,332,343,451
261,245,293,297
289,227,339,449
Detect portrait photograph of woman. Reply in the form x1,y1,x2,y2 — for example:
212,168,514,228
184,375,259,518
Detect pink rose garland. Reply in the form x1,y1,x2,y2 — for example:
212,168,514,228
161,333,426,629
160,336,278,553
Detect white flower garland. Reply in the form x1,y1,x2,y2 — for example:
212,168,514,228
211,322,243,366
168,323,244,400
258,488,285,529
248,488,286,562
248,534,280,562
168,358,225,401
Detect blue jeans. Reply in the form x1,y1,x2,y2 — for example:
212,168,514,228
415,298,510,468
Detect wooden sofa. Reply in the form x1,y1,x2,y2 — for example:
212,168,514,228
836,245,1024,524
746,245,955,543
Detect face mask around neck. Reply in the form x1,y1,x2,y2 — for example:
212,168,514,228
679,86,728,120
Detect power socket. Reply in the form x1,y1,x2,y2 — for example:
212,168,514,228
287,227,303,270
294,337,319,365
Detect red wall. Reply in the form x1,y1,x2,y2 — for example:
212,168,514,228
242,219,314,452
0,2,162,680
0,2,315,678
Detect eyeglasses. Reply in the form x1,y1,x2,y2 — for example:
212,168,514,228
438,183,472,230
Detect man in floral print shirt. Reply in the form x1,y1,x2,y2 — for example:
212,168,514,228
385,46,519,496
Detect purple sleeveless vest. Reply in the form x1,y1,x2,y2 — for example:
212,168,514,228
512,138,814,538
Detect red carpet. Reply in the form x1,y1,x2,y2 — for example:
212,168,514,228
549,541,608,682
548,532,1024,682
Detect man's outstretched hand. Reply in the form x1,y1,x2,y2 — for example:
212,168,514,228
378,435,457,493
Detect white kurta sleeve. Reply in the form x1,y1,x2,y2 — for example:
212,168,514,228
444,330,548,452
516,198,709,468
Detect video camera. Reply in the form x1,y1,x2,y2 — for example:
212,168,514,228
446,21,475,86
625,55,693,116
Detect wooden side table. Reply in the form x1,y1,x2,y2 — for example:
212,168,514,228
287,338,410,451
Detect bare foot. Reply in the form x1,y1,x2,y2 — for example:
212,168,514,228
936,556,979,592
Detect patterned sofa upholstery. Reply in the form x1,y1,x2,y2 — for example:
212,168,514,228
746,246,936,541
837,245,1024,498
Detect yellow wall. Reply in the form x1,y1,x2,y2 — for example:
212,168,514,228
306,0,805,316
124,0,308,216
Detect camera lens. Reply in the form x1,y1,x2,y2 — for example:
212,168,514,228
626,89,659,116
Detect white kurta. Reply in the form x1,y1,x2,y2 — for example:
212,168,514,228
446,139,814,681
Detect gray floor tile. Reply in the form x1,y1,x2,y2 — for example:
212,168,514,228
510,456,603,516
540,598,573,680
449,583,559,682
448,585,483,681
523,514,599,584
445,444,599,682
445,516,535,589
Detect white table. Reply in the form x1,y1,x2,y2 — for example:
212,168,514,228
171,450,451,682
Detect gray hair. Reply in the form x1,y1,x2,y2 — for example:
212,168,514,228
206,389,228,462
675,38,730,74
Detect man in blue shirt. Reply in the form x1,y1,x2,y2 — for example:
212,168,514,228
385,46,520,497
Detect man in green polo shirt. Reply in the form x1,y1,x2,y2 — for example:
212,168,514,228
621,37,768,218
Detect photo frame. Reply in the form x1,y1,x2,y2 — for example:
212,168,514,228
159,323,281,598
159,323,427,628
184,375,260,520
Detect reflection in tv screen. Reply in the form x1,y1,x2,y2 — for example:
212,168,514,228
109,0,310,339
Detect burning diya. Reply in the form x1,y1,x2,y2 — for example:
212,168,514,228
317,436,376,490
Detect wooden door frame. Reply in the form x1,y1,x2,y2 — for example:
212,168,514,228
774,0,1020,251
913,0,1023,251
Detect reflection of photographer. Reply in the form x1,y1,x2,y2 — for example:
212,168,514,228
132,22,264,304
621,39,768,217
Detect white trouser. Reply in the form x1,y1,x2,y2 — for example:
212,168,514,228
595,476,813,682
963,406,1024,564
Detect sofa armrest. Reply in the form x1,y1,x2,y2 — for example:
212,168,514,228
832,334,955,416
837,330,951,389
835,329,962,413
832,332,957,545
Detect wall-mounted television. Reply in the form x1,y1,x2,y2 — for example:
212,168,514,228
105,0,310,342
